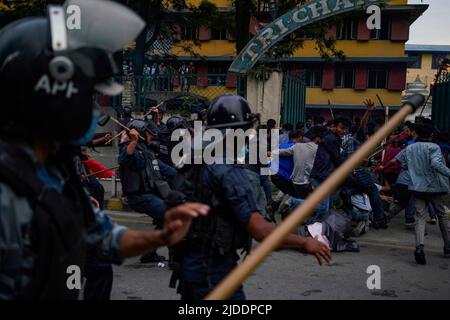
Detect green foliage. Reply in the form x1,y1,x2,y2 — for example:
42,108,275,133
0,0,63,28
165,93,209,117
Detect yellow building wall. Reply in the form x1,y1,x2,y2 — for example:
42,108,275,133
306,88,402,106
172,40,406,58
406,53,436,87
168,0,410,108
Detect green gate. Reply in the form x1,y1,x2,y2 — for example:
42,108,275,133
281,74,306,125
432,71,450,133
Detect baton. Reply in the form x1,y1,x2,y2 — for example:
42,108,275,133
105,130,126,145
108,116,146,141
205,94,425,300
327,99,335,121
144,100,165,117
86,165,120,178
376,94,389,161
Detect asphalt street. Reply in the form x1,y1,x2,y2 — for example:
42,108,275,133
107,210,450,300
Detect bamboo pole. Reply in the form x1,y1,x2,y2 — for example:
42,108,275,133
86,165,120,178
205,97,422,300
109,117,146,141
143,100,165,117
105,130,125,145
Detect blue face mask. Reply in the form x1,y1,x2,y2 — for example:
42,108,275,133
70,111,100,146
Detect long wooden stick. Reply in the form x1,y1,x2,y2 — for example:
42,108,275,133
327,99,334,121
86,165,120,178
143,100,165,117
105,130,125,145
109,117,145,141
376,94,389,162
205,100,419,300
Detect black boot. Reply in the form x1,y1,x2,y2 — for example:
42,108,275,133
140,251,166,263
444,245,450,257
414,245,426,265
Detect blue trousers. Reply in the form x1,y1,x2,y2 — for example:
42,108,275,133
127,193,167,229
260,174,273,203
310,178,332,218
348,170,385,224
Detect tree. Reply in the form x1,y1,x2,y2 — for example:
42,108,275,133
118,0,221,76
1,0,354,74
232,0,346,65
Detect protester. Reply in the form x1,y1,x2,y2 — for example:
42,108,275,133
401,124,450,264
279,123,294,144
270,130,301,198
341,100,388,229
278,127,327,200
310,117,350,216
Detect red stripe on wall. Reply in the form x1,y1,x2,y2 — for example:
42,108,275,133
197,65,208,87
354,67,368,90
390,18,409,41
199,26,211,41
357,19,370,41
388,67,407,91
322,65,335,90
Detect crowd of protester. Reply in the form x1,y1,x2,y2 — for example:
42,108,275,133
265,99,450,264
75,95,450,301
123,60,196,92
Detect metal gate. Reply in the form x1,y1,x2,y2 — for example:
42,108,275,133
432,71,450,133
281,73,306,126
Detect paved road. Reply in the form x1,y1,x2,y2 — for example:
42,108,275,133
107,210,450,300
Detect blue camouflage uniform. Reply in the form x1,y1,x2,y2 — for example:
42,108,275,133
179,164,260,300
118,143,177,228
0,145,126,300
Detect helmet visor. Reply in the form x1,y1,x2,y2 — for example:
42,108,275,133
64,0,145,53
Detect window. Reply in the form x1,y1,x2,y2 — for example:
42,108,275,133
304,69,322,88
335,68,354,88
370,19,391,40
407,53,422,69
182,25,198,40
337,20,357,40
368,70,388,89
257,0,270,13
211,27,228,40
208,65,227,85
432,53,450,69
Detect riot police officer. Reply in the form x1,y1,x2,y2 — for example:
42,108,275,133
0,0,209,300
157,116,191,166
171,94,332,300
119,119,179,263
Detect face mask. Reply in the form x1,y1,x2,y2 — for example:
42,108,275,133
70,110,100,146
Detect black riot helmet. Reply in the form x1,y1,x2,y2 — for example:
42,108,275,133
166,116,190,133
0,0,145,143
122,106,133,118
206,94,258,130
127,119,159,137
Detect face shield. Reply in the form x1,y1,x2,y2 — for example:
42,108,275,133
51,0,145,95
64,0,145,52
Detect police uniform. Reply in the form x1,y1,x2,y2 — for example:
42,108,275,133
0,0,146,299
170,95,262,300
119,138,177,228
0,143,126,299
177,163,259,300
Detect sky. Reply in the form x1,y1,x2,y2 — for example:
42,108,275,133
407,0,450,45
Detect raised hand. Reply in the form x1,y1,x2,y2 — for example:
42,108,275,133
161,203,210,246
